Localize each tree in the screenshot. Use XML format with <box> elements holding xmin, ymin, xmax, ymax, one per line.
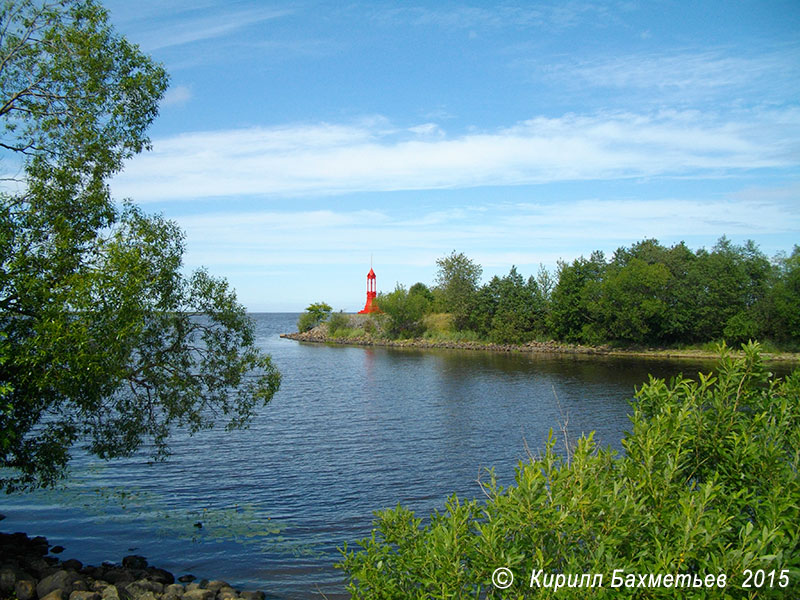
<box><xmin>434</xmin><ymin>251</ymin><xmax>482</xmax><ymax>330</ymax></box>
<box><xmin>0</xmin><ymin>0</ymin><xmax>280</xmax><ymax>492</ymax></box>
<box><xmin>297</xmin><ymin>301</ymin><xmax>332</xmax><ymax>332</ymax></box>
<box><xmin>375</xmin><ymin>284</ymin><xmax>430</xmax><ymax>338</ymax></box>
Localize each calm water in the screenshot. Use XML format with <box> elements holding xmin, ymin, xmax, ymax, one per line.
<box><xmin>3</xmin><ymin>313</ymin><xmax>727</xmax><ymax>598</ymax></box>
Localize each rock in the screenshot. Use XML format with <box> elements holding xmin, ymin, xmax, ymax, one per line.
<box><xmin>37</xmin><ymin>570</ymin><xmax>81</xmax><ymax>599</ymax></box>
<box><xmin>70</xmin><ymin>592</ymin><xmax>101</xmax><ymax>600</ymax></box>
<box><xmin>15</xmin><ymin>579</ymin><xmax>37</xmax><ymax>600</ymax></box>
<box><xmin>217</xmin><ymin>586</ymin><xmax>237</xmax><ymax>600</ymax></box>
<box><xmin>145</xmin><ymin>567</ymin><xmax>174</xmax><ymax>585</ymax></box>
<box><xmin>205</xmin><ymin>581</ymin><xmax>229</xmax><ymax>592</ymax></box>
<box><xmin>62</xmin><ymin>559</ymin><xmax>84</xmax><ymax>572</ymax></box>
<box><xmin>240</xmin><ymin>592</ymin><xmax>265</xmax><ymax>600</ymax></box>
<box><xmin>51</xmin><ymin>546</ymin><xmax>66</xmax><ymax>554</ymax></box>
<box><xmin>183</xmin><ymin>589</ymin><xmax>215</xmax><ymax>600</ymax></box>
<box><xmin>101</xmin><ymin>585</ymin><xmax>120</xmax><ymax>600</ymax></box>
<box><xmin>0</xmin><ymin>567</ymin><xmax>17</xmax><ymax>593</ymax></box>
<box><xmin>124</xmin><ymin>579</ymin><xmax>163</xmax><ymax>599</ymax></box>
<box><xmin>185</xmin><ymin>583</ymin><xmax>201</xmax><ymax>591</ymax></box>
<box><xmin>103</xmin><ymin>569</ymin><xmax>135</xmax><ymax>586</ymax></box>
<box><xmin>178</xmin><ymin>575</ymin><xmax>196</xmax><ymax>584</ymax></box>
<box><xmin>164</xmin><ymin>584</ymin><xmax>185</xmax><ymax>596</ymax></box>
<box><xmin>121</xmin><ymin>556</ymin><xmax>148</xmax><ymax>570</ymax></box>
<box><xmin>41</xmin><ymin>590</ymin><xmax>65</xmax><ymax>600</ymax></box>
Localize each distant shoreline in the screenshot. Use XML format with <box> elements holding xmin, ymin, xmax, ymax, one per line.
<box><xmin>279</xmin><ymin>330</ymin><xmax>800</xmax><ymax>363</ymax></box>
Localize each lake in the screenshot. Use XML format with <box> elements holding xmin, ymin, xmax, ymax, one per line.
<box><xmin>2</xmin><ymin>313</ymin><xmax>734</xmax><ymax>599</ymax></box>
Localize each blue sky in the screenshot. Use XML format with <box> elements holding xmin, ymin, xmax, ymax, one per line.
<box><xmin>102</xmin><ymin>0</ymin><xmax>800</xmax><ymax>312</ymax></box>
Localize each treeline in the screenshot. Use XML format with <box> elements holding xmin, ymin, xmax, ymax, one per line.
<box><xmin>370</xmin><ymin>237</ymin><xmax>800</xmax><ymax>349</ymax></box>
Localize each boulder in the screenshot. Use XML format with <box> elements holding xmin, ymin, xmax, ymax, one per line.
<box><xmin>0</xmin><ymin>567</ymin><xmax>17</xmax><ymax>593</ymax></box>
<box><xmin>124</xmin><ymin>579</ymin><xmax>163</xmax><ymax>599</ymax></box>
<box><xmin>239</xmin><ymin>592</ymin><xmax>264</xmax><ymax>600</ymax></box>
<box><xmin>164</xmin><ymin>583</ymin><xmax>185</xmax><ymax>596</ymax></box>
<box><xmin>205</xmin><ymin>581</ymin><xmax>229</xmax><ymax>592</ymax></box>
<box><xmin>217</xmin><ymin>586</ymin><xmax>237</xmax><ymax>600</ymax></box>
<box><xmin>70</xmin><ymin>592</ymin><xmax>101</xmax><ymax>600</ymax></box>
<box><xmin>183</xmin><ymin>589</ymin><xmax>215</xmax><ymax>600</ymax></box>
<box><xmin>15</xmin><ymin>579</ymin><xmax>37</xmax><ymax>600</ymax></box>
<box><xmin>41</xmin><ymin>590</ymin><xmax>65</xmax><ymax>600</ymax></box>
<box><xmin>177</xmin><ymin>575</ymin><xmax>195</xmax><ymax>584</ymax></box>
<box><xmin>101</xmin><ymin>585</ymin><xmax>120</xmax><ymax>600</ymax></box>
<box><xmin>62</xmin><ymin>559</ymin><xmax>83</xmax><ymax>572</ymax></box>
<box><xmin>37</xmin><ymin>570</ymin><xmax>82</xmax><ymax>599</ymax></box>
<box><xmin>121</xmin><ymin>556</ymin><xmax>148</xmax><ymax>570</ymax></box>
<box><xmin>145</xmin><ymin>567</ymin><xmax>174</xmax><ymax>585</ymax></box>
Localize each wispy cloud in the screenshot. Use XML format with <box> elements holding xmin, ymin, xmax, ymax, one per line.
<box><xmin>113</xmin><ymin>109</ymin><xmax>800</xmax><ymax>202</ymax></box>
<box><xmin>134</xmin><ymin>6</ymin><xmax>292</xmax><ymax>51</ymax></box>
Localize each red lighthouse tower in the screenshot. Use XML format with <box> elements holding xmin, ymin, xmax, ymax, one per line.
<box><xmin>358</xmin><ymin>265</ymin><xmax>379</xmax><ymax>314</ymax></box>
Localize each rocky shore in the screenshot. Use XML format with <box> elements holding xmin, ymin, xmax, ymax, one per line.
<box><xmin>0</xmin><ymin>532</ymin><xmax>267</xmax><ymax>600</ymax></box>
<box><xmin>280</xmin><ymin>328</ymin><xmax>611</xmax><ymax>355</ymax></box>
<box><xmin>280</xmin><ymin>327</ymin><xmax>800</xmax><ymax>363</ymax></box>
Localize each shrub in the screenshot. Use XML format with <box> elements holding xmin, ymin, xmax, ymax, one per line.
<box><xmin>338</xmin><ymin>343</ymin><xmax>799</xmax><ymax>598</ymax></box>
<box><xmin>327</xmin><ymin>311</ymin><xmax>351</xmax><ymax>335</ymax></box>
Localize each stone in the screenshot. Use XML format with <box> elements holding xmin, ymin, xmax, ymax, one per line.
<box><xmin>182</xmin><ymin>589</ymin><xmax>215</xmax><ymax>600</ymax></box>
<box><xmin>124</xmin><ymin>579</ymin><xmax>163</xmax><ymax>599</ymax></box>
<box><xmin>15</xmin><ymin>579</ymin><xmax>37</xmax><ymax>600</ymax></box>
<box><xmin>70</xmin><ymin>592</ymin><xmax>101</xmax><ymax>600</ymax></box>
<box><xmin>103</xmin><ymin>569</ymin><xmax>135</xmax><ymax>586</ymax></box>
<box><xmin>185</xmin><ymin>583</ymin><xmax>201</xmax><ymax>591</ymax></box>
<box><xmin>165</xmin><ymin>583</ymin><xmax>185</xmax><ymax>596</ymax></box>
<box><xmin>177</xmin><ymin>575</ymin><xmax>196</xmax><ymax>584</ymax></box>
<box><xmin>62</xmin><ymin>559</ymin><xmax>83</xmax><ymax>572</ymax></box>
<box><xmin>41</xmin><ymin>590</ymin><xmax>65</xmax><ymax>600</ymax></box>
<box><xmin>101</xmin><ymin>585</ymin><xmax>120</xmax><ymax>600</ymax></box>
<box><xmin>0</xmin><ymin>567</ymin><xmax>17</xmax><ymax>593</ymax></box>
<box><xmin>205</xmin><ymin>581</ymin><xmax>229</xmax><ymax>592</ymax></box>
<box><xmin>217</xmin><ymin>587</ymin><xmax>237</xmax><ymax>600</ymax></box>
<box><xmin>239</xmin><ymin>592</ymin><xmax>264</xmax><ymax>600</ymax></box>
<box><xmin>37</xmin><ymin>570</ymin><xmax>81</xmax><ymax>599</ymax></box>
<box><xmin>121</xmin><ymin>556</ymin><xmax>148</xmax><ymax>571</ymax></box>
<box><xmin>51</xmin><ymin>546</ymin><xmax>65</xmax><ymax>554</ymax></box>
<box><xmin>146</xmin><ymin>567</ymin><xmax>174</xmax><ymax>585</ymax></box>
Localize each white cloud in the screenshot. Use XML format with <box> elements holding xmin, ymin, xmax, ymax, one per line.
<box><xmin>113</xmin><ymin>109</ymin><xmax>800</xmax><ymax>202</ymax></box>
<box><xmin>162</xmin><ymin>85</ymin><xmax>192</xmax><ymax>107</ymax></box>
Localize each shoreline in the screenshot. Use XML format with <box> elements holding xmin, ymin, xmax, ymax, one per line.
<box><xmin>279</xmin><ymin>330</ymin><xmax>800</xmax><ymax>363</ymax></box>
<box><xmin>0</xmin><ymin>530</ymin><xmax>267</xmax><ymax>600</ymax></box>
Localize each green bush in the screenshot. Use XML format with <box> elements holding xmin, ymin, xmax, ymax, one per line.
<box><xmin>338</xmin><ymin>343</ymin><xmax>799</xmax><ymax>598</ymax></box>
<box><xmin>327</xmin><ymin>311</ymin><xmax>351</xmax><ymax>335</ymax></box>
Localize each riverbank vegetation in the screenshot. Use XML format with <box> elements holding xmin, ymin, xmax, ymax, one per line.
<box><xmin>338</xmin><ymin>343</ymin><xmax>800</xmax><ymax>598</ymax></box>
<box><xmin>300</xmin><ymin>239</ymin><xmax>800</xmax><ymax>354</ymax></box>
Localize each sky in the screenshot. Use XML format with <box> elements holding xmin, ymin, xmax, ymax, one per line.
<box><xmin>101</xmin><ymin>0</ymin><xmax>800</xmax><ymax>312</ymax></box>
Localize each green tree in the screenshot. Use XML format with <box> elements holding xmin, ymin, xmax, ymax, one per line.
<box><xmin>0</xmin><ymin>0</ymin><xmax>280</xmax><ymax>491</ymax></box>
<box><xmin>376</xmin><ymin>284</ymin><xmax>430</xmax><ymax>338</ymax></box>
<box><xmin>548</xmin><ymin>251</ymin><xmax>606</xmax><ymax>343</ymax></box>
<box><xmin>434</xmin><ymin>251</ymin><xmax>482</xmax><ymax>330</ymax></box>
<box><xmin>297</xmin><ymin>301</ymin><xmax>332</xmax><ymax>332</ymax></box>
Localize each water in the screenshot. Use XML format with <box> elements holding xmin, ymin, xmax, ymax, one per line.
<box><xmin>2</xmin><ymin>313</ymin><xmax>730</xmax><ymax>598</ymax></box>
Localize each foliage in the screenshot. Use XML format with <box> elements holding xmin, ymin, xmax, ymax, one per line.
<box><xmin>470</xmin><ymin>266</ymin><xmax>547</xmax><ymax>344</ymax></box>
<box><xmin>297</xmin><ymin>301</ymin><xmax>332</xmax><ymax>332</ymax></box>
<box><xmin>338</xmin><ymin>344</ymin><xmax>800</xmax><ymax>598</ymax></box>
<box><xmin>434</xmin><ymin>251</ymin><xmax>483</xmax><ymax>330</ymax></box>
<box><xmin>327</xmin><ymin>311</ymin><xmax>352</xmax><ymax>336</ymax></box>
<box><xmin>376</xmin><ymin>284</ymin><xmax>431</xmax><ymax>339</ymax></box>
<box><xmin>0</xmin><ymin>0</ymin><xmax>281</xmax><ymax>491</ymax></box>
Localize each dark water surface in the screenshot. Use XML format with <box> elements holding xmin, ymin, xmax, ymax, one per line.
<box><xmin>3</xmin><ymin>313</ymin><xmax>732</xmax><ymax>598</ymax></box>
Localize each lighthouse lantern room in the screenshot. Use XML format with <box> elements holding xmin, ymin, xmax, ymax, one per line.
<box><xmin>358</xmin><ymin>266</ymin><xmax>378</xmax><ymax>314</ymax></box>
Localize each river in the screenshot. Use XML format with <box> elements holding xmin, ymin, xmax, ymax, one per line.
<box><xmin>2</xmin><ymin>313</ymin><xmax>737</xmax><ymax>599</ymax></box>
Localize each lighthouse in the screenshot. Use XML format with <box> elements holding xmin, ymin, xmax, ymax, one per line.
<box><xmin>358</xmin><ymin>265</ymin><xmax>379</xmax><ymax>314</ymax></box>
